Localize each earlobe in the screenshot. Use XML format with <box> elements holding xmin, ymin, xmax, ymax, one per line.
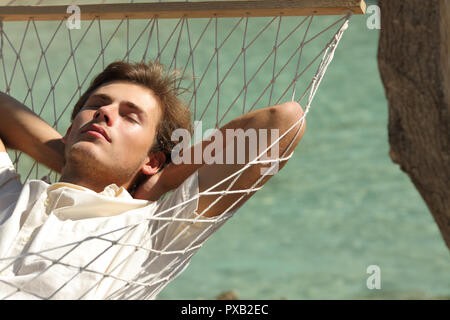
<box><xmin>141</xmin><ymin>152</ymin><xmax>166</xmax><ymax>176</ymax></box>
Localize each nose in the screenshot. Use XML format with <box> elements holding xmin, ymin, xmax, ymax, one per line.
<box><xmin>94</xmin><ymin>104</ymin><xmax>115</xmax><ymax>126</ymax></box>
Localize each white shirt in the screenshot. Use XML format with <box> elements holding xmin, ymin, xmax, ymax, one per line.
<box><xmin>0</xmin><ymin>152</ymin><xmax>233</xmax><ymax>300</ymax></box>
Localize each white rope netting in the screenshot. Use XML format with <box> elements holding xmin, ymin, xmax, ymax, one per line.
<box><xmin>0</xmin><ymin>1</ymin><xmax>351</xmax><ymax>299</ymax></box>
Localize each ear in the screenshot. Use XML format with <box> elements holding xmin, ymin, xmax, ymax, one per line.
<box><xmin>141</xmin><ymin>151</ymin><xmax>166</xmax><ymax>176</ymax></box>
<box><xmin>62</xmin><ymin>124</ymin><xmax>73</xmax><ymax>144</ymax></box>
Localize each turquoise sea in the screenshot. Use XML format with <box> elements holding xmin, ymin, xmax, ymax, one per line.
<box><xmin>1</xmin><ymin>0</ymin><xmax>449</xmax><ymax>299</ymax></box>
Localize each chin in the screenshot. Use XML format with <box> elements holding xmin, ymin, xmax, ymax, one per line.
<box><xmin>68</xmin><ymin>141</ymin><xmax>104</xmax><ymax>163</ymax></box>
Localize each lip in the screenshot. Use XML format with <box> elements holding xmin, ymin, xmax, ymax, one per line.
<box><xmin>82</xmin><ymin>123</ymin><xmax>111</xmax><ymax>142</ymax></box>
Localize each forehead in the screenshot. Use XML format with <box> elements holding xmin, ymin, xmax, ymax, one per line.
<box><xmin>91</xmin><ymin>81</ymin><xmax>161</xmax><ymax>115</ymax></box>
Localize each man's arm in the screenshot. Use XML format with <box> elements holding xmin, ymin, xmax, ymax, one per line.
<box><xmin>135</xmin><ymin>101</ymin><xmax>306</xmax><ymax>217</ymax></box>
<box><xmin>0</xmin><ymin>92</ymin><xmax>65</xmax><ymax>173</ymax></box>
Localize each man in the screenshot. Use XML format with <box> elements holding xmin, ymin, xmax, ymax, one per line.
<box><xmin>0</xmin><ymin>60</ymin><xmax>305</xmax><ymax>299</ymax></box>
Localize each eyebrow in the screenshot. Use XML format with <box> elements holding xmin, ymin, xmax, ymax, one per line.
<box><xmin>87</xmin><ymin>93</ymin><xmax>110</xmax><ymax>102</ymax></box>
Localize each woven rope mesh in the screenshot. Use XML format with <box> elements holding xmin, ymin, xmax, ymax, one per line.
<box><xmin>0</xmin><ymin>1</ymin><xmax>351</xmax><ymax>299</ymax></box>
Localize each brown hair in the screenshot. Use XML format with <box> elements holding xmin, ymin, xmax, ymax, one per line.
<box><xmin>71</xmin><ymin>60</ymin><xmax>192</xmax><ymax>166</ymax></box>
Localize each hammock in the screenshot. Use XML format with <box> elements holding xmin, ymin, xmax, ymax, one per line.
<box><xmin>0</xmin><ymin>0</ymin><xmax>365</xmax><ymax>299</ymax></box>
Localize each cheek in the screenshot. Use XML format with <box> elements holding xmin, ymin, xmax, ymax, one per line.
<box><xmin>66</xmin><ymin>112</ymin><xmax>94</xmax><ymax>143</ymax></box>
<box><xmin>119</xmin><ymin>125</ymin><xmax>155</xmax><ymax>154</ymax></box>
<box><xmin>72</xmin><ymin>111</ymin><xmax>93</xmax><ymax>130</ymax></box>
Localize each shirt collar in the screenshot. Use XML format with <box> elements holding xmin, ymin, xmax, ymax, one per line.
<box><xmin>47</xmin><ymin>182</ymin><xmax>132</xmax><ymax>199</ymax></box>
<box><xmin>45</xmin><ymin>182</ymin><xmax>150</xmax><ymax>220</ymax></box>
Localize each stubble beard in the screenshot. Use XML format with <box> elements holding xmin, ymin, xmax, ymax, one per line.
<box><xmin>61</xmin><ymin>142</ymin><xmax>144</xmax><ymax>191</ymax></box>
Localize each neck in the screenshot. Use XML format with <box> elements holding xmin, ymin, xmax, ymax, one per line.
<box><xmin>59</xmin><ymin>165</ymin><xmax>134</xmax><ymax>193</ymax></box>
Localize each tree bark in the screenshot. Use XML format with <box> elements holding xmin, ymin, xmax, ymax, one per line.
<box><xmin>378</xmin><ymin>0</ymin><xmax>450</xmax><ymax>249</ymax></box>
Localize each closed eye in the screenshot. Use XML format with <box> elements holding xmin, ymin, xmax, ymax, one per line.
<box><xmin>83</xmin><ymin>94</ymin><xmax>110</xmax><ymax>110</ymax></box>
<box><xmin>122</xmin><ymin>104</ymin><xmax>142</xmax><ymax>124</ymax></box>
<box><xmin>83</xmin><ymin>100</ymin><xmax>108</xmax><ymax>110</ymax></box>
<box><xmin>126</xmin><ymin>114</ymin><xmax>139</xmax><ymax>123</ymax></box>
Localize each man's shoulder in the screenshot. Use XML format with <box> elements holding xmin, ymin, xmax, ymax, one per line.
<box><xmin>0</xmin><ymin>152</ymin><xmax>52</xmax><ymax>199</ymax></box>
<box><xmin>0</xmin><ymin>152</ymin><xmax>21</xmax><ymax>187</ymax></box>
<box><xmin>0</xmin><ymin>151</ymin><xmax>14</xmax><ymax>168</ymax></box>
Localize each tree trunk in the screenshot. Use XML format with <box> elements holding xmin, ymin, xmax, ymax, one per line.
<box><xmin>377</xmin><ymin>0</ymin><xmax>450</xmax><ymax>249</ymax></box>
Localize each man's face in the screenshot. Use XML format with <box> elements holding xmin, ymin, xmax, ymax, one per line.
<box><xmin>64</xmin><ymin>81</ymin><xmax>162</xmax><ymax>187</ymax></box>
